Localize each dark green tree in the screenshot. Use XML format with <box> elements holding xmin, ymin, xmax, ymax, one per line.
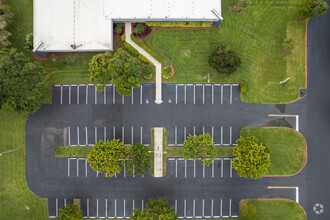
<box><xmin>183</xmin><ymin>133</ymin><xmax>216</xmax><ymax>166</ymax></box>
<box><xmin>87</xmin><ymin>139</ymin><xmax>126</xmax><ymax>177</ymax></box>
<box><xmin>115</xmin><ymin>22</ymin><xmax>124</xmax><ymax>35</ymax></box>
<box><xmin>109</xmin><ymin>48</ymin><xmax>141</xmax><ymax>96</ymax></box>
<box><xmin>0</xmin><ymin>47</ymin><xmax>45</xmax><ymax>112</ymax></box>
<box><xmin>300</xmin><ymin>0</ymin><xmax>328</xmax><ymax>19</ymax></box>
<box><xmin>232</xmin><ymin>136</ymin><xmax>271</xmax><ymax>179</ymax></box>
<box><xmin>240</xmin><ymin>203</ymin><xmax>257</xmax><ymax>220</ymax></box>
<box><xmin>134</xmin><ymin>23</ymin><xmax>145</xmax><ymax>35</ymax></box>
<box><xmin>125</xmin><ymin>143</ymin><xmax>151</xmax><ymax>176</ymax></box>
<box><xmin>130</xmin><ymin>199</ymin><xmax>178</xmax><ymax>220</ymax></box>
<box><xmin>209</xmin><ymin>45</ymin><xmax>241</xmax><ymax>74</ymax></box>
<box><xmin>88</xmin><ymin>52</ymin><xmax>113</xmax><ymax>91</ymax></box>
<box><xmin>57</xmin><ymin>203</ymin><xmax>83</xmax><ymax>220</ymax></box>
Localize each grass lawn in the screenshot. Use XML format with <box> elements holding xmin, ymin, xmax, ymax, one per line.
<box><xmin>240</xmin><ymin>199</ymin><xmax>306</xmax><ymax>220</ymax></box>
<box><xmin>143</xmin><ymin>0</ymin><xmax>307</xmax><ymax>103</ymax></box>
<box><xmin>55</xmin><ymin>146</ymin><xmax>92</xmax><ymax>157</ymax></box>
<box><xmin>240</xmin><ymin>127</ymin><xmax>306</xmax><ymax>176</ymax></box>
<box><xmin>0</xmin><ymin>109</ymin><xmax>48</xmax><ymax>220</ymax></box>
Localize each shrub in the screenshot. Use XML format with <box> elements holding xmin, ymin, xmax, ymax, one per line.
<box><xmin>134</xmin><ymin>23</ymin><xmax>145</xmax><ymax>35</ymax></box>
<box><xmin>282</xmin><ymin>38</ymin><xmax>295</xmax><ymax>50</ymax></box>
<box><xmin>145</xmin><ymin>21</ymin><xmax>213</xmax><ymax>27</ymax></box>
<box><xmin>115</xmin><ymin>22</ymin><xmax>124</xmax><ymax>35</ymax></box>
<box><xmin>240</xmin><ymin>80</ymin><xmax>247</xmax><ymax>93</ymax></box>
<box><xmin>121</xmin><ymin>34</ymin><xmax>126</xmax><ymax>42</ymax></box>
<box><xmin>124</xmin><ymin>42</ymin><xmax>139</xmax><ymax>56</ymax></box>
<box><xmin>300</xmin><ymin>0</ymin><xmax>329</xmax><ymax>19</ymax></box>
<box><xmin>130</xmin><ymin>35</ymin><xmax>163</xmax><ymax>63</ymax></box>
<box><xmin>162</xmin><ymin>66</ymin><xmax>175</xmax><ymax>80</ymax></box>
<box><xmin>209</xmin><ymin>45</ymin><xmax>241</xmax><ymax>74</ymax></box>
<box><xmin>138</xmin><ymin>54</ymin><xmax>152</xmax><ymax>65</ymax></box>
<box><xmin>143</xmin><ymin>65</ymin><xmax>156</xmax><ymax>80</ymax></box>
<box><xmin>25</xmin><ymin>33</ymin><xmax>33</xmax><ymax>50</ymax></box>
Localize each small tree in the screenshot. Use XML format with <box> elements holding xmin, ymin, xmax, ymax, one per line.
<box><xmin>208</xmin><ymin>45</ymin><xmax>241</xmax><ymax>74</ymax></box>
<box><xmin>300</xmin><ymin>0</ymin><xmax>329</xmax><ymax>19</ymax></box>
<box><xmin>25</xmin><ymin>33</ymin><xmax>33</xmax><ymax>50</ymax></box>
<box><xmin>115</xmin><ymin>22</ymin><xmax>124</xmax><ymax>35</ymax></box>
<box><xmin>125</xmin><ymin>143</ymin><xmax>151</xmax><ymax>176</ymax></box>
<box><xmin>183</xmin><ymin>133</ymin><xmax>216</xmax><ymax>166</ymax></box>
<box><xmin>87</xmin><ymin>139</ymin><xmax>126</xmax><ymax>177</ymax></box>
<box><xmin>232</xmin><ymin>136</ymin><xmax>270</xmax><ymax>179</ymax></box>
<box><xmin>240</xmin><ymin>203</ymin><xmax>257</xmax><ymax>220</ymax></box>
<box><xmin>130</xmin><ymin>199</ymin><xmax>178</xmax><ymax>220</ymax></box>
<box><xmin>282</xmin><ymin>38</ymin><xmax>295</xmax><ymax>51</ymax></box>
<box><xmin>88</xmin><ymin>52</ymin><xmax>113</xmax><ymax>91</ymax></box>
<box><xmin>57</xmin><ymin>203</ymin><xmax>83</xmax><ymax>220</ymax></box>
<box><xmin>134</xmin><ymin>23</ymin><xmax>145</xmax><ymax>35</ymax></box>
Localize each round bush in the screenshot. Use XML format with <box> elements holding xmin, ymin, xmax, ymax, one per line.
<box><xmin>240</xmin><ymin>80</ymin><xmax>247</xmax><ymax>93</ymax></box>
<box><xmin>208</xmin><ymin>45</ymin><xmax>241</xmax><ymax>74</ymax></box>
<box><xmin>134</xmin><ymin>23</ymin><xmax>145</xmax><ymax>35</ymax></box>
<box><xmin>162</xmin><ymin>66</ymin><xmax>175</xmax><ymax>80</ymax></box>
<box><xmin>143</xmin><ymin>65</ymin><xmax>156</xmax><ymax>80</ymax></box>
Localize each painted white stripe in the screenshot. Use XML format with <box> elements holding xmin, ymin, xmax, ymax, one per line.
<box><xmin>105</xmin><ymin>199</ymin><xmax>108</xmax><ymax>218</ymax></box>
<box><xmin>140</xmin><ymin>127</ymin><xmax>143</xmax><ymax>144</ymax></box>
<box><xmin>193</xmin><ymin>199</ymin><xmax>195</xmax><ymax>217</ymax></box>
<box><xmin>113</xmin><ymin>85</ymin><xmax>116</xmax><ymax>104</ymax></box>
<box><xmin>229</xmin><ymin>199</ymin><xmax>232</xmax><ymax>217</ymax></box>
<box><xmin>230</xmin><ymin>159</ymin><xmax>233</xmax><ymax>178</ymax></box>
<box><xmin>211</xmin><ymin>199</ymin><xmax>214</xmax><ymax>217</ymax></box>
<box><xmin>131</xmin><ymin>87</ymin><xmax>134</xmax><ymax>104</ymax></box>
<box><xmin>60</xmin><ymin>85</ymin><xmax>63</xmax><ymax>104</ymax></box>
<box><xmin>203</xmin><ymin>84</ymin><xmax>205</xmax><ymax>104</ymax></box>
<box><xmin>95</xmin><ymin>127</ymin><xmax>97</xmax><ymax>144</ymax></box>
<box><xmin>85</xmin><ymin>158</ymin><xmax>87</xmax><ymax>177</ymax></box>
<box><xmin>296</xmin><ymin>115</ymin><xmax>299</xmax><ymax>131</ymax></box>
<box><xmin>221</xmin><ymin>126</ymin><xmax>223</xmax><ymax>145</ymax></box>
<box><xmin>175</xmin><ymin>200</ymin><xmax>177</xmax><ymax>213</ymax></box>
<box><xmin>175</xmin><ymin>126</ymin><xmax>177</xmax><ymax>146</ymax></box>
<box><xmin>194</xmin><ymin>85</ymin><xmax>196</xmax><ymax>104</ymax></box>
<box><xmin>230</xmin><ymin>126</ymin><xmax>232</xmax><ymax>145</ymax></box>
<box><xmin>194</xmin><ymin>160</ymin><xmax>196</xmax><ymax>178</ymax></box>
<box><xmin>221</xmin><ymin>159</ymin><xmax>223</xmax><ymax>178</ymax></box>
<box><xmin>86</xmin><ymin>85</ymin><xmax>88</xmax><ymax>104</ymax></box>
<box><xmin>184</xmin><ymin>199</ymin><xmax>186</xmax><ymax>217</ymax></box>
<box><xmin>85</xmin><ymin>126</ymin><xmax>88</xmax><ymax>146</ymax></box>
<box><xmin>77</xmin><ymin>127</ymin><xmax>80</xmax><ymax>146</ymax></box>
<box><xmin>77</xmin><ymin>85</ymin><xmax>80</xmax><ymax>104</ymax></box>
<box><xmin>97</xmin><ymin>198</ymin><xmax>99</xmax><ymax>218</ymax></box>
<box><xmin>113</xmin><ymin>127</ymin><xmax>116</xmax><ymax>139</ymax></box>
<box><xmin>185</xmin><ymin>160</ymin><xmax>187</xmax><ymax>178</ymax></box>
<box><xmin>230</xmin><ymin>85</ymin><xmax>233</xmax><ymax>104</ymax></box>
<box><xmin>220</xmin><ymin>199</ymin><xmax>223</xmax><ymax>217</ymax></box>
<box><xmin>203</xmin><ymin>164</ymin><xmax>205</xmax><ymax>178</ymax></box>
<box><xmin>77</xmin><ymin>158</ymin><xmax>79</xmax><ymax>177</ymax></box>
<box><xmin>56</xmin><ymin>198</ymin><xmax>58</xmax><ymax>217</ymax></box>
<box><xmin>212</xmin><ymin>84</ymin><xmax>214</xmax><ymax>104</ymax></box>
<box><xmin>212</xmin><ymin>161</ymin><xmax>214</xmax><ymax>178</ymax></box>
<box><xmin>122</xmin><ymin>95</ymin><xmax>124</xmax><ymax>104</ymax></box>
<box><xmin>68</xmin><ymin>127</ymin><xmax>71</xmax><ymax>146</ymax></box>
<box><xmin>221</xmin><ymin>85</ymin><xmax>223</xmax><ymax>104</ymax></box>
<box><xmin>69</xmin><ymin>85</ymin><xmax>71</xmax><ymax>104</ymax></box>
<box><xmin>104</xmin><ymin>127</ymin><xmax>106</xmax><ymax>142</ymax></box>
<box><xmin>68</xmin><ymin>158</ymin><xmax>70</xmax><ymax>177</ymax></box>
<box><xmin>124</xmin><ymin>199</ymin><xmax>126</xmax><ymax>218</ymax></box>
<box><xmin>122</xmin><ymin>127</ymin><xmax>125</xmax><ymax>144</ymax></box>
<box><xmin>184</xmin><ymin>84</ymin><xmax>187</xmax><ymax>104</ymax></box>
<box><xmin>202</xmin><ymin>199</ymin><xmax>205</xmax><ymax>217</ymax></box>
<box><xmin>176</xmin><ymin>159</ymin><xmax>178</xmax><ymax>178</ymax></box>
<box><xmin>142</xmin><ymin>199</ymin><xmax>144</xmax><ymax>211</ymax></box>
<box><xmin>131</xmin><ymin>127</ymin><xmax>133</xmax><ymax>144</ymax></box>
<box><xmin>115</xmin><ymin>199</ymin><xmax>117</xmax><ymax>217</ymax></box>
<box><xmin>296</xmin><ymin>187</ymin><xmax>299</xmax><ymax>203</ymax></box>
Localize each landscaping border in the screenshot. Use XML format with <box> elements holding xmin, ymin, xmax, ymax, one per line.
<box><xmin>258</xmin><ymin>198</ymin><xmax>307</xmax><ymax>216</ymax></box>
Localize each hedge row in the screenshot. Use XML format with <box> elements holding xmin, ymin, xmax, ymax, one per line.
<box><xmin>130</xmin><ymin>35</ymin><xmax>163</xmax><ymax>63</ymax></box>
<box><xmin>145</xmin><ymin>21</ymin><xmax>213</xmax><ymax>27</ymax></box>
<box><xmin>124</xmin><ymin>42</ymin><xmax>139</xmax><ymax>56</ymax></box>
<box><xmin>138</xmin><ymin>54</ymin><xmax>153</xmax><ymax>65</ymax></box>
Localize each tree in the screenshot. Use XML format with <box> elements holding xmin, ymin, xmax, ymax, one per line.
<box><xmin>134</xmin><ymin>23</ymin><xmax>145</xmax><ymax>35</ymax></box>
<box><xmin>115</xmin><ymin>22</ymin><xmax>124</xmax><ymax>35</ymax></box>
<box><xmin>88</xmin><ymin>52</ymin><xmax>113</xmax><ymax>91</ymax></box>
<box><xmin>125</xmin><ymin>143</ymin><xmax>151</xmax><ymax>176</ymax></box>
<box><xmin>57</xmin><ymin>203</ymin><xmax>83</xmax><ymax>220</ymax></box>
<box><xmin>232</xmin><ymin>136</ymin><xmax>270</xmax><ymax>179</ymax></box>
<box><xmin>25</xmin><ymin>33</ymin><xmax>33</xmax><ymax>50</ymax></box>
<box><xmin>240</xmin><ymin>203</ymin><xmax>257</xmax><ymax>220</ymax></box>
<box><xmin>87</xmin><ymin>139</ymin><xmax>126</xmax><ymax>177</ymax></box>
<box><xmin>0</xmin><ymin>47</ymin><xmax>45</xmax><ymax>112</ymax></box>
<box><xmin>208</xmin><ymin>45</ymin><xmax>241</xmax><ymax>74</ymax></box>
<box><xmin>183</xmin><ymin>133</ymin><xmax>216</xmax><ymax>166</ymax></box>
<box><xmin>109</xmin><ymin>48</ymin><xmax>141</xmax><ymax>96</ymax></box>
<box><xmin>300</xmin><ymin>0</ymin><xmax>329</xmax><ymax>19</ymax></box>
<box><xmin>282</xmin><ymin>38</ymin><xmax>295</xmax><ymax>51</ymax></box>
<box><xmin>130</xmin><ymin>199</ymin><xmax>178</xmax><ymax>220</ymax></box>
<box><xmin>0</xmin><ymin>3</ymin><xmax>14</xmax><ymax>47</ymax></box>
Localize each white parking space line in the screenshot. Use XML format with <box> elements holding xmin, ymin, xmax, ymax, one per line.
<box><xmin>184</xmin><ymin>199</ymin><xmax>186</xmax><ymax>217</ymax></box>
<box><xmin>203</xmin><ymin>126</ymin><xmax>205</xmax><ymax>135</ymax></box>
<box><xmin>230</xmin><ymin>85</ymin><xmax>233</xmax><ymax>104</ymax></box>
<box><xmin>105</xmin><ymin>199</ymin><xmax>108</xmax><ymax>218</ymax></box>
<box><xmin>176</xmin><ymin>159</ymin><xmax>178</xmax><ymax>178</ymax></box>
<box><xmin>113</xmin><ymin>85</ymin><xmax>116</xmax><ymax>104</ymax></box>
<box><xmin>176</xmin><ymin>84</ymin><xmax>178</xmax><ymax>104</ymax></box>
<box><xmin>85</xmin><ymin>127</ymin><xmax>88</xmax><ymax>146</ymax></box>
<box><xmin>124</xmin><ymin>199</ymin><xmax>126</xmax><ymax>218</ymax></box>
<box><xmin>115</xmin><ymin>199</ymin><xmax>117</xmax><ymax>218</ymax></box>
<box><xmin>68</xmin><ymin>127</ymin><xmax>71</xmax><ymax>146</ymax></box>
<box><xmin>202</xmin><ymin>199</ymin><xmax>205</xmax><ymax>217</ymax></box>
<box><xmin>184</xmin><ymin>127</ymin><xmax>187</xmax><ymax>141</ymax></box>
<box><xmin>296</xmin><ymin>115</ymin><xmax>299</xmax><ymax>131</ymax></box>
<box><xmin>296</xmin><ymin>187</ymin><xmax>299</xmax><ymax>203</ymax></box>
<box><xmin>194</xmin><ymin>160</ymin><xmax>196</xmax><ymax>178</ymax></box>
<box><xmin>122</xmin><ymin>127</ymin><xmax>124</xmax><ymax>144</ymax></box>
<box><xmin>97</xmin><ymin>198</ymin><xmax>99</xmax><ymax>218</ymax></box>
<box><xmin>140</xmin><ymin>127</ymin><xmax>143</xmax><ymax>144</ymax></box>
<box><xmin>221</xmin><ymin>85</ymin><xmax>223</xmax><ymax>104</ymax></box>
<box><xmin>230</xmin><ymin>126</ymin><xmax>232</xmax><ymax>146</ymax></box>
<box><xmin>194</xmin><ymin>127</ymin><xmax>196</xmax><ymax>136</ymax></box>
<box><xmin>77</xmin><ymin>85</ymin><xmax>80</xmax><ymax>104</ymax></box>
<box><xmin>69</xmin><ymin>85</ymin><xmax>71</xmax><ymax>104</ymax></box>
<box><xmin>203</xmin><ymin>164</ymin><xmax>205</xmax><ymax>178</ymax></box>
<box><xmin>175</xmin><ymin>127</ymin><xmax>177</xmax><ymax>146</ymax></box>
<box><xmin>103</xmin><ymin>87</ymin><xmax>106</xmax><ymax>104</ymax></box>
<box><xmin>185</xmin><ymin>160</ymin><xmax>187</xmax><ymax>178</ymax></box>
<box><xmin>104</xmin><ymin>127</ymin><xmax>106</xmax><ymax>142</ymax></box>
<box><xmin>212</xmin><ymin>161</ymin><xmax>214</xmax><ymax>178</ymax></box>
<box><xmin>212</xmin><ymin>85</ymin><xmax>214</xmax><ymax>104</ymax></box>
<box><xmin>131</xmin><ymin>87</ymin><xmax>134</xmax><ymax>104</ymax></box>
<box><xmin>220</xmin><ymin>199</ymin><xmax>223</xmax><ymax>217</ymax></box>
<box><xmin>60</xmin><ymin>85</ymin><xmax>63</xmax><ymax>105</ymax></box>
<box><xmin>64</xmin><ymin>198</ymin><xmax>66</xmax><ymax>207</ymax></box>
<box><xmin>86</xmin><ymin>85</ymin><xmax>88</xmax><ymax>104</ymax></box>
<box><xmin>184</xmin><ymin>85</ymin><xmax>187</xmax><ymax>104</ymax></box>
<box><xmin>203</xmin><ymin>84</ymin><xmax>205</xmax><ymax>104</ymax></box>
<box><xmin>124</xmin><ymin>163</ymin><xmax>126</xmax><ymax>178</ymax></box>
<box><xmin>221</xmin><ymin>126</ymin><xmax>223</xmax><ymax>145</ymax></box>
<box><xmin>221</xmin><ymin>159</ymin><xmax>224</xmax><ymax>178</ymax></box>
<box><xmin>194</xmin><ymin>85</ymin><xmax>196</xmax><ymax>104</ymax></box>
<box><xmin>140</xmin><ymin>86</ymin><xmax>142</xmax><ymax>105</ymax></box>
<box><xmin>211</xmin><ymin>199</ymin><xmax>214</xmax><ymax>217</ymax></box>
<box><xmin>77</xmin><ymin>159</ymin><xmax>79</xmax><ymax>177</ymax></box>
<box><xmin>77</xmin><ymin>127</ymin><xmax>80</xmax><ymax>146</ymax></box>
<box><xmin>56</xmin><ymin>198</ymin><xmax>58</xmax><ymax>217</ymax></box>
<box><xmin>230</xmin><ymin>159</ymin><xmax>233</xmax><ymax>178</ymax></box>
<box><xmin>212</xmin><ymin>127</ymin><xmax>214</xmax><ymax>143</ymax></box>
<box><xmin>229</xmin><ymin>199</ymin><xmax>232</xmax><ymax>217</ymax></box>
<box><xmin>133</xmin><ymin>199</ymin><xmax>135</xmax><ymax>216</ymax></box>
<box><xmin>175</xmin><ymin>200</ymin><xmax>177</xmax><ymax>213</ymax></box>
<box><xmin>95</xmin><ymin>127</ymin><xmax>97</xmax><ymax>144</ymax></box>
<box><xmin>142</xmin><ymin>199</ymin><xmax>144</xmax><ymax>211</ymax></box>
<box><xmin>85</xmin><ymin>159</ymin><xmax>87</xmax><ymax>177</ymax></box>
<box><xmin>122</xmin><ymin>95</ymin><xmax>124</xmax><ymax>104</ymax></box>
<box><xmin>87</xmin><ymin>198</ymin><xmax>90</xmax><ymax>217</ymax></box>
<box><xmin>67</xmin><ymin>158</ymin><xmax>70</xmax><ymax>177</ymax></box>
<box><xmin>131</xmin><ymin>127</ymin><xmax>133</xmax><ymax>144</ymax></box>
<box><xmin>113</xmin><ymin>127</ymin><xmax>116</xmax><ymax>139</ymax></box>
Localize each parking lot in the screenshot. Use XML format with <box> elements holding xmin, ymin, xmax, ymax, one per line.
<box><xmin>48</xmin><ymin>197</ymin><xmax>239</xmax><ymax>219</ymax></box>
<box><xmin>52</xmin><ymin>83</ymin><xmax>241</xmax><ymax>105</ymax></box>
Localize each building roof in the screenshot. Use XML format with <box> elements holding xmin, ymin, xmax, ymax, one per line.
<box><xmin>33</xmin><ymin>0</ymin><xmax>222</xmax><ymax>52</ymax></box>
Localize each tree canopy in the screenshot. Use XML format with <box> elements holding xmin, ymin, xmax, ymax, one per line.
<box><xmin>0</xmin><ymin>47</ymin><xmax>45</xmax><ymax>112</ymax></box>
<box><xmin>134</xmin><ymin>23</ymin><xmax>145</xmax><ymax>35</ymax></box>
<box><xmin>0</xmin><ymin>3</ymin><xmax>14</xmax><ymax>47</ymax></box>
<box><xmin>57</xmin><ymin>203</ymin><xmax>83</xmax><ymax>220</ymax></box>
<box><xmin>130</xmin><ymin>199</ymin><xmax>178</xmax><ymax>220</ymax></box>
<box><xmin>88</xmin><ymin>49</ymin><xmax>141</xmax><ymax>95</ymax></box>
<box><xmin>87</xmin><ymin>139</ymin><xmax>126</xmax><ymax>177</ymax></box>
<box><xmin>183</xmin><ymin>133</ymin><xmax>216</xmax><ymax>166</ymax></box>
<box><xmin>300</xmin><ymin>0</ymin><xmax>329</xmax><ymax>19</ymax></box>
<box><xmin>208</xmin><ymin>45</ymin><xmax>241</xmax><ymax>74</ymax></box>
<box><xmin>232</xmin><ymin>136</ymin><xmax>271</xmax><ymax>179</ymax></box>
<box><xmin>125</xmin><ymin>143</ymin><xmax>151</xmax><ymax>176</ymax></box>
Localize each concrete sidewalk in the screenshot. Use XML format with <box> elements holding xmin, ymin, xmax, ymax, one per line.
<box><xmin>153</xmin><ymin>127</ymin><xmax>163</xmax><ymax>177</ymax></box>
<box><xmin>125</xmin><ymin>22</ymin><xmax>162</xmax><ymax>104</ymax></box>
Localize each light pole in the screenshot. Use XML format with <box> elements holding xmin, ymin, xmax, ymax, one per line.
<box><xmin>203</xmin><ymin>73</ymin><xmax>210</xmax><ymax>83</ymax></box>
<box><xmin>0</xmin><ymin>149</ymin><xmax>18</xmax><ymax>156</ymax></box>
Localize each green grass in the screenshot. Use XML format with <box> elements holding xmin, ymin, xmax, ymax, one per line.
<box><xmin>240</xmin><ymin>127</ymin><xmax>306</xmax><ymax>175</ymax></box>
<box><xmin>240</xmin><ymin>199</ymin><xmax>306</xmax><ymax>220</ymax></box>
<box><xmin>143</xmin><ymin>0</ymin><xmax>307</xmax><ymax>103</ymax></box>
<box><xmin>0</xmin><ymin>109</ymin><xmax>48</xmax><ymax>220</ymax></box>
<box><xmin>55</xmin><ymin>146</ymin><xmax>91</xmax><ymax>157</ymax></box>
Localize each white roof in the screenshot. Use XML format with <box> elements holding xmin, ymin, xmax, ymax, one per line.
<box><xmin>33</xmin><ymin>0</ymin><xmax>221</xmax><ymax>52</ymax></box>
